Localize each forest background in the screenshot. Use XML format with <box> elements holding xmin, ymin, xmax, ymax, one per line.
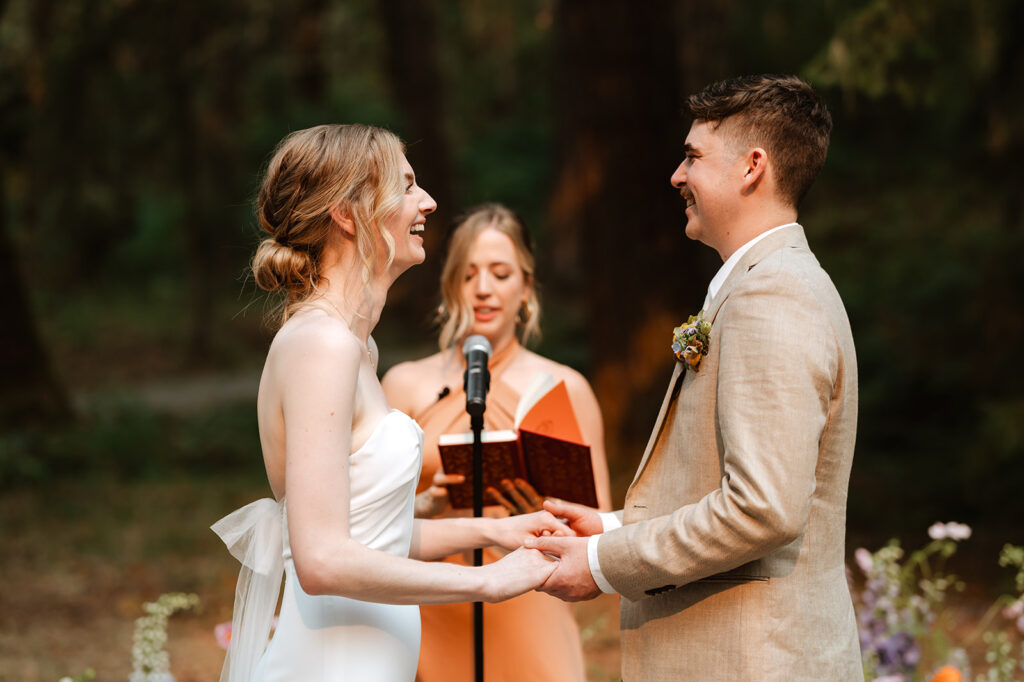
<box><xmin>1</xmin><ymin>0</ymin><xmax>1022</xmax><ymax>680</ymax></box>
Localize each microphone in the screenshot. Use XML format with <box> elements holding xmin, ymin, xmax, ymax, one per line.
<box><xmin>462</xmin><ymin>335</ymin><xmax>492</xmax><ymax>417</ymax></box>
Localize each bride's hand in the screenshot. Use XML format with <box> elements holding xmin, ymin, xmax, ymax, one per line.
<box><xmin>487</xmin><ymin>510</ymin><xmax>575</xmax><ymax>551</ymax></box>
<box><xmin>414</xmin><ymin>471</ymin><xmax>465</xmax><ymax>518</ymax></box>
<box><xmin>483</xmin><ymin>546</ymin><xmax>558</xmax><ymax>602</ymax></box>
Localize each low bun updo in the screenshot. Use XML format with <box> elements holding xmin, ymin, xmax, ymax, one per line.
<box><xmin>252</xmin><ymin>123</ymin><xmax>406</xmax><ymax>323</ymax></box>
<box><xmin>251</xmin><ymin>238</ymin><xmax>316</xmax><ymax>298</ymax></box>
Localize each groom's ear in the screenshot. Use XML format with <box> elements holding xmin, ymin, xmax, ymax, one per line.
<box><xmin>740</xmin><ymin>147</ymin><xmax>768</xmax><ymax>194</ymax></box>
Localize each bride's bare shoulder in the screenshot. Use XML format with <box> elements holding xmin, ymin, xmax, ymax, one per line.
<box><xmin>269</xmin><ymin>311</ymin><xmax>363</xmax><ymax>368</ymax></box>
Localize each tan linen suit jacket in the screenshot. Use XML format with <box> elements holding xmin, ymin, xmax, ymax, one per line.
<box><xmin>598</xmin><ymin>225</ymin><xmax>863</xmax><ymax>681</ymax></box>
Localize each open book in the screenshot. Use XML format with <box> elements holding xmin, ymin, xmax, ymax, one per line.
<box><xmin>438</xmin><ymin>373</ymin><xmax>598</xmax><ymax>509</ymax></box>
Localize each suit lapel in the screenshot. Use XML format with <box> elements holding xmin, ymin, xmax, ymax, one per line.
<box><xmin>631</xmin><ymin>361</ymin><xmax>684</xmax><ymax>483</ymax></box>
<box><xmin>628</xmin><ymin>225</ymin><xmax>809</xmax><ymax>487</ymax></box>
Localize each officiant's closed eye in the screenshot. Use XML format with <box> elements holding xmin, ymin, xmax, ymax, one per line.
<box><xmin>458</xmin><ymin>232</ymin><xmax>532</xmax><ymax>343</ymax></box>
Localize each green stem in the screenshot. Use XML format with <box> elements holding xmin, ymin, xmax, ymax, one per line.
<box><xmin>961</xmin><ymin>594</ymin><xmax>1014</xmax><ymax>648</ymax></box>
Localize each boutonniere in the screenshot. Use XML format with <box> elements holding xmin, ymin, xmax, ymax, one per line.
<box><xmin>671</xmin><ymin>311</ymin><xmax>712</xmax><ymax>371</ymax></box>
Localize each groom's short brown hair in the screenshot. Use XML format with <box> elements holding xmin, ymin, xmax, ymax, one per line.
<box><xmin>685</xmin><ymin>74</ymin><xmax>832</xmax><ymax>208</ymax></box>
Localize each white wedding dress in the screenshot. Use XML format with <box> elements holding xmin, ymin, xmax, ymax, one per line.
<box><xmin>213</xmin><ymin>410</ymin><xmax>425</xmax><ymax>682</ymax></box>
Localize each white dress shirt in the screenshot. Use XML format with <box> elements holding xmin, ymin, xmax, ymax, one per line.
<box><xmin>586</xmin><ymin>222</ymin><xmax>800</xmax><ymax>594</ymax></box>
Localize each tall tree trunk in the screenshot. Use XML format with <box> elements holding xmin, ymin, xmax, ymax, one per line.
<box><xmin>0</xmin><ymin>185</ymin><xmax>72</xmax><ymax>427</ymax></box>
<box><xmin>976</xmin><ymin>0</ymin><xmax>1024</xmax><ymax>392</ymax></box>
<box><xmin>168</xmin><ymin>3</ymin><xmax>214</xmax><ymax>364</ymax></box>
<box><xmin>675</xmin><ymin>0</ymin><xmax>732</xmax><ymax>100</ymax></box>
<box><xmin>549</xmin><ymin>0</ymin><xmax>722</xmax><ymax>488</ymax></box>
<box><xmin>290</xmin><ymin>0</ymin><xmax>327</xmax><ymax>100</ymax></box>
<box><xmin>377</xmin><ymin>0</ymin><xmax>455</xmax><ymax>335</ymax></box>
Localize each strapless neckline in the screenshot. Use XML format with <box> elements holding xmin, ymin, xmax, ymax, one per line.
<box><xmin>352</xmin><ymin>409</ymin><xmax>420</xmax><ymax>457</ymax></box>
<box><xmin>274</xmin><ymin>410</ymin><xmax>420</xmax><ymax>507</ymax></box>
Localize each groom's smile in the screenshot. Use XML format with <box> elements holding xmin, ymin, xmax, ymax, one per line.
<box><xmin>681</xmin><ymin>187</ymin><xmax>696</xmax><ymax>209</ymax></box>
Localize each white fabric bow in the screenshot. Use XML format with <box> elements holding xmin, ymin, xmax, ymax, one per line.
<box><xmin>211</xmin><ymin>498</ymin><xmax>284</xmax><ymax>682</ymax></box>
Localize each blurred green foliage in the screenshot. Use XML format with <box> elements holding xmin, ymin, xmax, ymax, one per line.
<box><xmin>0</xmin><ymin>400</ymin><xmax>263</xmax><ymax>487</ymax></box>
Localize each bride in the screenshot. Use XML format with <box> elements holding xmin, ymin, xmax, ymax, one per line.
<box><xmin>212</xmin><ymin>124</ymin><xmax>566</xmax><ymax>681</ymax></box>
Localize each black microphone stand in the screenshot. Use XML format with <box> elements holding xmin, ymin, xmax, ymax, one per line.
<box><xmin>470</xmin><ymin>408</ymin><xmax>485</xmax><ymax>682</ymax></box>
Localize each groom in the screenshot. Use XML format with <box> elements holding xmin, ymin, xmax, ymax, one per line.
<box><xmin>527</xmin><ymin>75</ymin><xmax>863</xmax><ymax>680</ymax></box>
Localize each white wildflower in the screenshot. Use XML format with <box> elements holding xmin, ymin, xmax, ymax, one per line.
<box><xmin>946</xmin><ymin>522</ymin><xmax>972</xmax><ymax>541</ymax></box>
<box><xmin>130</xmin><ymin>593</ymin><xmax>199</xmax><ymax>681</ymax></box>
<box><xmin>928</xmin><ymin>521</ymin><xmax>972</xmax><ymax>542</ymax></box>
<box><xmin>855</xmin><ymin>547</ymin><xmax>873</xmax><ymax>573</ymax></box>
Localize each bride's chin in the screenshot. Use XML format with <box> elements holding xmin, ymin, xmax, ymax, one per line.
<box><xmin>398</xmin><ymin>250</ymin><xmax>427</xmax><ymax>268</ymax></box>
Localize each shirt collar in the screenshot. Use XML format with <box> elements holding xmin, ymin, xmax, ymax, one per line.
<box><xmin>703</xmin><ymin>223</ymin><xmax>799</xmax><ymax>309</ymax></box>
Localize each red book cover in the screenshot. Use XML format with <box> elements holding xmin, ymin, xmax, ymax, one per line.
<box><xmin>438</xmin><ymin>377</ymin><xmax>597</xmax><ymax>508</ymax></box>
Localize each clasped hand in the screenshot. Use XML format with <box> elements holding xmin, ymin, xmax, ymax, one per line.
<box><xmin>482</xmin><ymin>506</ymin><xmax>576</xmax><ymax>602</ymax></box>
<box><xmin>489</xmin><ymin>508</ymin><xmax>575</xmax><ymax>551</ymax></box>
<box><xmin>522</xmin><ymin>499</ymin><xmax>604</xmax><ymax>602</ymax></box>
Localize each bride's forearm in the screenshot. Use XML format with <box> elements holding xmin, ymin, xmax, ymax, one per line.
<box><xmin>294</xmin><ymin>536</ymin><xmax>495</xmax><ymax>604</ymax></box>
<box><xmin>409</xmin><ymin>517</ymin><xmax>496</xmax><ymax>561</ymax></box>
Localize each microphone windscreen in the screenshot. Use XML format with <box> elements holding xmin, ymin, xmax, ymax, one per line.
<box><xmin>461</xmin><ymin>335</ymin><xmax>493</xmax><ymax>359</ymax></box>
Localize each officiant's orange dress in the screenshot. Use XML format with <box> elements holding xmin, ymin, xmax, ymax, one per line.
<box><xmin>411</xmin><ymin>344</ymin><xmax>586</xmax><ymax>682</ymax></box>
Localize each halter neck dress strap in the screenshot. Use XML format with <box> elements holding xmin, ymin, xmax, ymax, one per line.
<box><xmin>415</xmin><ymin>339</ymin><xmax>523</xmax><ymax>432</ymax></box>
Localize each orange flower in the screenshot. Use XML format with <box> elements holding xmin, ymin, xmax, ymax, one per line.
<box><xmin>931</xmin><ymin>665</ymin><xmax>962</xmax><ymax>682</ymax></box>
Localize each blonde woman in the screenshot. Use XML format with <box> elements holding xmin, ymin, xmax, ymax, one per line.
<box><xmin>212</xmin><ymin>128</ymin><xmax>568</xmax><ymax>682</ymax></box>
<box><xmin>383</xmin><ymin>203</ymin><xmax>611</xmax><ymax>682</ymax></box>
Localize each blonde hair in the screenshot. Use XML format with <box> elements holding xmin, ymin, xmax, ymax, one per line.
<box><xmin>437</xmin><ymin>203</ymin><xmax>541</xmax><ymax>351</ymax></box>
<box><xmin>251</xmin><ymin>124</ymin><xmax>406</xmax><ymax>323</ymax></box>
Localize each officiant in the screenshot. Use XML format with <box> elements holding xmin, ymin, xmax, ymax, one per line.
<box><xmin>382</xmin><ymin>203</ymin><xmax>611</xmax><ymax>682</ymax></box>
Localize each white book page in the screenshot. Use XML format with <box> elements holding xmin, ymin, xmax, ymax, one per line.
<box><xmin>438</xmin><ymin>430</ymin><xmax>517</xmax><ymax>446</ymax></box>
<box><xmin>513</xmin><ymin>371</ymin><xmax>557</xmax><ymax>429</ymax></box>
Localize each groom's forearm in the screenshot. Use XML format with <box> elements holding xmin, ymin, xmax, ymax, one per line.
<box><xmin>596</xmin><ymin>486</ymin><xmax>806</xmax><ymax>600</ymax></box>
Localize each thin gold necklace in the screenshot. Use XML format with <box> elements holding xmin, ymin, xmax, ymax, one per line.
<box><xmin>314</xmin><ymin>295</ymin><xmax>348</xmax><ymax>322</ymax></box>
<box><xmin>303</xmin><ymin>297</ymin><xmax>374</xmax><ymax>363</ymax></box>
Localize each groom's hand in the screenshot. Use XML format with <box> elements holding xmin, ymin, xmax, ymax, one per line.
<box><xmin>488</xmin><ymin>510</ymin><xmax>575</xmax><ymax>552</ymax></box>
<box><xmin>542</xmin><ymin>499</ymin><xmax>603</xmax><ymax>537</ymax></box>
<box><xmin>523</xmin><ymin>535</ymin><xmax>601</xmax><ymax>602</ymax></box>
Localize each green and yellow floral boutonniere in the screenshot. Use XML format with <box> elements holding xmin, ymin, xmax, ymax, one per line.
<box><xmin>671</xmin><ymin>311</ymin><xmax>711</xmax><ymax>371</ymax></box>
